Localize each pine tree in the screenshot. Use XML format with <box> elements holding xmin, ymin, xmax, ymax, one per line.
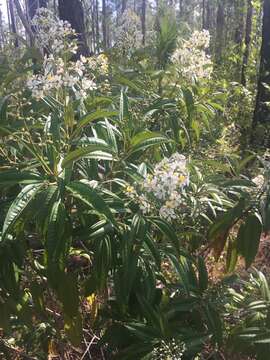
<box><xmin>253</xmin><ymin>0</ymin><xmax>270</xmax><ymax>125</ymax></box>
<box><xmin>58</xmin><ymin>0</ymin><xmax>89</xmax><ymax>57</ymax></box>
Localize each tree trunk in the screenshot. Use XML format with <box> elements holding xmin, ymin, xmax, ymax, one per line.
<box><xmin>215</xmin><ymin>1</ymin><xmax>224</xmax><ymax>63</ymax></box>
<box><xmin>27</xmin><ymin>0</ymin><xmax>47</xmax><ymax>46</ymax></box>
<box><xmin>179</xmin><ymin>0</ymin><xmax>183</xmax><ymax>16</ymax></box>
<box><xmin>8</xmin><ymin>0</ymin><xmax>19</xmax><ymax>47</ymax></box>
<box><xmin>0</xmin><ymin>8</ymin><xmax>4</xmax><ymax>48</ymax></box>
<box><xmin>27</xmin><ymin>0</ymin><xmax>47</xmax><ymax>20</ymax></box>
<box><xmin>253</xmin><ymin>0</ymin><xmax>270</xmax><ymax>125</ymax></box>
<box><xmin>102</xmin><ymin>0</ymin><xmax>107</xmax><ymax>49</ymax></box>
<box><xmin>58</xmin><ymin>0</ymin><xmax>89</xmax><ymax>57</ymax></box>
<box><xmin>121</xmin><ymin>0</ymin><xmax>127</xmax><ymax>13</ymax></box>
<box><xmin>205</xmin><ymin>0</ymin><xmax>211</xmax><ymax>29</ymax></box>
<box><xmin>241</xmin><ymin>0</ymin><xmax>253</xmax><ymax>86</ymax></box>
<box><xmin>141</xmin><ymin>0</ymin><xmax>146</xmax><ymax>45</ymax></box>
<box><xmin>91</xmin><ymin>0</ymin><xmax>96</xmax><ymax>53</ymax></box>
<box><xmin>234</xmin><ymin>0</ymin><xmax>245</xmax><ymax>45</ymax></box>
<box><xmin>95</xmin><ymin>0</ymin><xmax>100</xmax><ymax>52</ymax></box>
<box><xmin>202</xmin><ymin>0</ymin><xmax>206</xmax><ymax>29</ymax></box>
<box><xmin>13</xmin><ymin>0</ymin><xmax>34</xmax><ymax>42</ymax></box>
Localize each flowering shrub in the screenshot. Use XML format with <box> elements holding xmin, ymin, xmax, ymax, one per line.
<box><xmin>32</xmin><ymin>7</ymin><xmax>78</xmax><ymax>55</ymax></box>
<box><xmin>125</xmin><ymin>153</ymin><xmax>189</xmax><ymax>221</ymax></box>
<box><xmin>27</xmin><ymin>8</ymin><xmax>98</xmax><ymax>100</ymax></box>
<box><xmin>114</xmin><ymin>9</ymin><xmax>142</xmax><ymax>58</ymax></box>
<box><xmin>171</xmin><ymin>30</ymin><xmax>212</xmax><ymax>82</ymax></box>
<box><xmin>27</xmin><ymin>55</ymin><xmax>97</xmax><ymax>99</ymax></box>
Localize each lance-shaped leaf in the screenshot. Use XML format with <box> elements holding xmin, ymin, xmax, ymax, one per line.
<box><xmin>237</xmin><ymin>214</ymin><xmax>262</xmax><ymax>268</ymax></box>
<box><xmin>0</xmin><ymin>170</ymin><xmax>42</xmax><ymax>186</ymax></box>
<box><xmin>148</xmin><ymin>217</ymin><xmax>179</xmax><ymax>253</ymax></box>
<box><xmin>2</xmin><ymin>183</ymin><xmax>43</xmax><ymax>240</ymax></box>
<box><xmin>46</xmin><ymin>200</ymin><xmax>71</xmax><ymax>270</ymax></box>
<box><xmin>62</xmin><ymin>139</ymin><xmax>114</xmax><ymax>168</ymax></box>
<box><xmin>66</xmin><ymin>181</ymin><xmax>117</xmax><ymax>228</ymax></box>
<box><xmin>208</xmin><ymin>198</ymin><xmax>246</xmax><ymax>260</ymax></box>
<box><xmin>127</xmin><ymin>131</ymin><xmax>170</xmax><ymax>157</ymax></box>
<box><xmin>73</xmin><ymin>109</ymin><xmax>117</xmax><ymax>137</ymax></box>
<box><xmin>0</xmin><ymin>95</ymin><xmax>9</xmax><ymax>124</ymax></box>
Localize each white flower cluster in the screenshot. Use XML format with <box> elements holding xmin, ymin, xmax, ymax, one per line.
<box><xmin>171</xmin><ymin>30</ymin><xmax>212</xmax><ymax>81</ymax></box>
<box><xmin>124</xmin><ymin>185</ymin><xmax>151</xmax><ymax>215</ymax></box>
<box><xmin>32</xmin><ymin>7</ymin><xmax>78</xmax><ymax>55</ymax></box>
<box><xmin>114</xmin><ymin>9</ymin><xmax>142</xmax><ymax>58</ymax></box>
<box><xmin>87</xmin><ymin>54</ymin><xmax>109</xmax><ymax>76</ymax></box>
<box><xmin>27</xmin><ymin>55</ymin><xmax>96</xmax><ymax>99</ymax></box>
<box><xmin>143</xmin><ymin>153</ymin><xmax>189</xmax><ymax>221</ymax></box>
<box><xmin>124</xmin><ymin>154</ymin><xmax>189</xmax><ymax>221</ymax></box>
<box><xmin>152</xmin><ymin>339</ymin><xmax>186</xmax><ymax>360</ymax></box>
<box><xmin>27</xmin><ymin>9</ymin><xmax>99</xmax><ymax>100</ymax></box>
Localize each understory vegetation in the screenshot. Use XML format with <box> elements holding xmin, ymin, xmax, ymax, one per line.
<box><xmin>1</xmin><ymin>0</ymin><xmax>270</xmax><ymax>359</ymax></box>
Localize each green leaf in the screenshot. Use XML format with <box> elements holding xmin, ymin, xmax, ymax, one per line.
<box><xmin>2</xmin><ymin>183</ymin><xmax>43</xmax><ymax>240</ymax></box>
<box><xmin>0</xmin><ymin>170</ymin><xmax>42</xmax><ymax>186</ymax></box>
<box><xmin>104</xmin><ymin>118</ymin><xmax>118</xmax><ymax>153</ymax></box>
<box><xmin>237</xmin><ymin>214</ymin><xmax>262</xmax><ymax>268</ymax></box>
<box><xmin>119</xmin><ymin>90</ymin><xmax>129</xmax><ymax>122</ymax></box>
<box><xmin>64</xmin><ymin>313</ymin><xmax>82</xmax><ymax>347</ymax></box>
<box><xmin>148</xmin><ymin>217</ymin><xmax>179</xmax><ymax>253</ymax></box>
<box><xmin>74</xmin><ymin>110</ymin><xmax>117</xmax><ymax>136</ymax></box>
<box><xmin>197</xmin><ymin>256</ymin><xmax>208</xmax><ymax>292</ymax></box>
<box><xmin>226</xmin><ymin>239</ymin><xmax>238</xmax><ymax>273</ymax></box>
<box><xmin>64</xmin><ymin>102</ymin><xmax>75</xmax><ymax>128</ymax></box>
<box><xmin>56</xmin><ymin>272</ymin><xmax>82</xmax><ymax>347</ymax></box>
<box><xmin>132</xmin><ymin>136</ymin><xmax>169</xmax><ymax>153</ymax></box>
<box><xmin>0</xmin><ymin>96</ymin><xmax>9</xmax><ymax>123</ymax></box>
<box><xmin>130</xmin><ymin>130</ymin><xmax>167</xmax><ymax>147</ymax></box>
<box><xmin>209</xmin><ymin>198</ymin><xmax>246</xmax><ymax>260</ymax></box>
<box><xmin>256</xmin><ymin>270</ymin><xmax>270</xmax><ymax>301</ymax></box>
<box><xmin>116</xmin><ymin>75</ymin><xmax>145</xmax><ymax>94</ymax></box>
<box><xmin>66</xmin><ymin>181</ymin><xmax>117</xmax><ymax>227</ymax></box>
<box><xmin>205</xmin><ymin>303</ymin><xmax>223</xmax><ymax>346</ymax></box>
<box><xmin>46</xmin><ymin>200</ymin><xmax>70</xmax><ymax>270</ymax></box>
<box><xmin>62</xmin><ymin>141</ymin><xmax>114</xmax><ymax>168</ymax></box>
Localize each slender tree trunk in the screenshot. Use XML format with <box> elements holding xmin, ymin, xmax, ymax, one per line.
<box><xmin>27</xmin><ymin>0</ymin><xmax>47</xmax><ymax>46</ymax></box>
<box><xmin>102</xmin><ymin>0</ymin><xmax>107</xmax><ymax>49</ymax></box>
<box><xmin>27</xmin><ymin>0</ymin><xmax>47</xmax><ymax>20</ymax></box>
<box><xmin>58</xmin><ymin>0</ymin><xmax>89</xmax><ymax>57</ymax></box>
<box><xmin>234</xmin><ymin>0</ymin><xmax>245</xmax><ymax>45</ymax></box>
<box><xmin>205</xmin><ymin>0</ymin><xmax>211</xmax><ymax>29</ymax></box>
<box><xmin>141</xmin><ymin>0</ymin><xmax>146</xmax><ymax>45</ymax></box>
<box><xmin>121</xmin><ymin>0</ymin><xmax>127</xmax><ymax>13</ymax></box>
<box><xmin>95</xmin><ymin>0</ymin><xmax>100</xmax><ymax>52</ymax></box>
<box><xmin>0</xmin><ymin>9</ymin><xmax>4</xmax><ymax>48</ymax></box>
<box><xmin>253</xmin><ymin>0</ymin><xmax>270</xmax><ymax>126</ymax></box>
<box><xmin>13</xmin><ymin>0</ymin><xmax>34</xmax><ymax>41</ymax></box>
<box><xmin>91</xmin><ymin>1</ymin><xmax>96</xmax><ymax>53</ymax></box>
<box><xmin>241</xmin><ymin>0</ymin><xmax>253</xmax><ymax>86</ymax></box>
<box><xmin>202</xmin><ymin>0</ymin><xmax>206</xmax><ymax>29</ymax></box>
<box><xmin>215</xmin><ymin>1</ymin><xmax>224</xmax><ymax>64</ymax></box>
<box><xmin>8</xmin><ymin>0</ymin><xmax>19</xmax><ymax>47</ymax></box>
<box><xmin>6</xmin><ymin>0</ymin><xmax>11</xmax><ymax>34</ymax></box>
<box><xmin>179</xmin><ymin>0</ymin><xmax>183</xmax><ymax>16</ymax></box>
